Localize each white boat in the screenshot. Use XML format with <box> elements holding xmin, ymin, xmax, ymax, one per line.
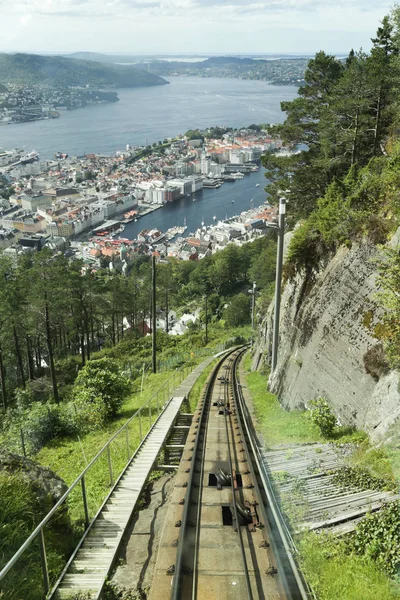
<box><xmin>256</xmin><ymin>183</ymin><xmax>260</xmax><ymax>187</ymax></box>
<box><xmin>20</xmin><ymin>150</ymin><xmax>39</xmax><ymax>164</ymax></box>
<box><xmin>213</xmin><ymin>215</ymin><xmax>217</xmax><ymax>221</ymax></box>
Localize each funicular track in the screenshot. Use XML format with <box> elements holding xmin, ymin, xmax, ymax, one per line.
<box><xmin>149</xmin><ymin>348</ymin><xmax>310</xmax><ymax>600</ymax></box>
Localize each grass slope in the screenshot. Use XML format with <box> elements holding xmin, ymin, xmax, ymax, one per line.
<box><xmin>0</xmin><ymin>53</ymin><xmax>167</xmax><ymax>88</ymax></box>
<box><xmin>241</xmin><ymin>352</ymin><xmax>400</xmax><ymax>600</ymax></box>
<box><xmin>242</xmin><ymin>353</ymin><xmax>322</xmax><ymax>445</ymax></box>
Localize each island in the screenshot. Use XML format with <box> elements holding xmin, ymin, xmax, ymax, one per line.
<box><xmin>67</xmin><ymin>52</ymin><xmax>308</xmax><ymax>86</ymax></box>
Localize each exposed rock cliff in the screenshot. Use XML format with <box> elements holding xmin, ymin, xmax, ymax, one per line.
<box><xmin>255</xmin><ymin>231</ymin><xmax>400</xmax><ymax>441</ymax></box>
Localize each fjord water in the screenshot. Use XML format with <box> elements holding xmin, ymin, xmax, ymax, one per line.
<box><xmin>0</xmin><ymin>77</ymin><xmax>298</xmax><ymax>158</ymax></box>
<box><xmin>122</xmin><ymin>165</ymin><xmax>268</xmax><ymax>239</ymax></box>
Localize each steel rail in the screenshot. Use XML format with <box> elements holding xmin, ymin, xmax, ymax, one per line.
<box><xmin>223</xmin><ymin>358</ymin><xmax>254</xmax><ymax>600</ymax></box>
<box><xmin>190</xmin><ymin>360</ymin><xmax>220</xmax><ymax>600</ymax></box>
<box><xmin>232</xmin><ymin>351</ymin><xmax>310</xmax><ymax>600</ymax></box>
<box><xmin>171</xmin><ymin>350</ymin><xmax>235</xmax><ymax>600</ymax></box>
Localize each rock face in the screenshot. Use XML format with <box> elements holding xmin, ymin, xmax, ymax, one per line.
<box><xmin>0</xmin><ymin>450</ymin><xmax>68</xmax><ymax>502</ymax></box>
<box><xmin>256</xmin><ymin>234</ymin><xmax>400</xmax><ymax>441</ymax></box>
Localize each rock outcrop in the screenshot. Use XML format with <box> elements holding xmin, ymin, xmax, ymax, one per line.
<box><xmin>0</xmin><ymin>450</ymin><xmax>68</xmax><ymax>502</ymax></box>
<box><xmin>255</xmin><ymin>232</ymin><xmax>400</xmax><ymax>441</ymax></box>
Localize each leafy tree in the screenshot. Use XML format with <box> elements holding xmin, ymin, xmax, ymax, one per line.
<box><xmin>223</xmin><ymin>293</ymin><xmax>251</xmax><ymax>327</ymax></box>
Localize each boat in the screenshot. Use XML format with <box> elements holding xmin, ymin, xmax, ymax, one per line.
<box><xmin>213</xmin><ymin>215</ymin><xmax>217</xmax><ymax>221</ymax></box>
<box><xmin>256</xmin><ymin>183</ymin><xmax>260</xmax><ymax>187</ymax></box>
<box><xmin>231</xmin><ymin>200</ymin><xmax>234</xmax><ymax>204</ymax></box>
<box><xmin>20</xmin><ymin>150</ymin><xmax>39</xmax><ymax>164</ymax></box>
<box><xmin>193</xmin><ymin>198</ymin><xmax>196</xmax><ymax>202</ymax></box>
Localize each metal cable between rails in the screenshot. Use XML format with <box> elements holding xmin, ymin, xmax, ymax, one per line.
<box><xmin>171</xmin><ymin>350</ymin><xmax>235</xmax><ymax>600</ymax></box>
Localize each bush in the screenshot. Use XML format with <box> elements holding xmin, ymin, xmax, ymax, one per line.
<box><xmin>4</xmin><ymin>402</ymin><xmax>77</xmax><ymax>455</ymax></box>
<box><xmin>73</xmin><ymin>358</ymin><xmax>131</xmax><ymax>430</ymax></box>
<box><xmin>352</xmin><ymin>501</ymin><xmax>400</xmax><ymax>576</ymax></box>
<box><xmin>307</xmin><ymin>398</ymin><xmax>337</xmax><ymax>438</ymax></box>
<box><xmin>363</xmin><ymin>343</ymin><xmax>390</xmax><ymax>381</ymax></box>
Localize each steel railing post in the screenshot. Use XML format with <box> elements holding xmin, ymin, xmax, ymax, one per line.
<box><xmin>81</xmin><ymin>476</ymin><xmax>89</xmax><ymax>529</ymax></box>
<box><xmin>148</xmin><ymin>402</ymin><xmax>152</xmax><ymax>427</ymax></box>
<box><xmin>125</xmin><ymin>426</ymin><xmax>130</xmax><ymax>460</ymax></box>
<box><xmin>38</xmin><ymin>529</ymin><xmax>50</xmax><ymax>595</ymax></box>
<box><xmin>107</xmin><ymin>445</ymin><xmax>113</xmax><ymax>487</ymax></box>
<box><xmin>139</xmin><ymin>410</ymin><xmax>143</xmax><ymax>440</ymax></box>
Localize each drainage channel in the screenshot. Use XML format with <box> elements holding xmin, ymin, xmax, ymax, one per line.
<box><xmin>149</xmin><ymin>348</ymin><xmax>306</xmax><ymax>600</ymax></box>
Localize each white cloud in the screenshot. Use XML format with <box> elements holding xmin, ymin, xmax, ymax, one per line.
<box><xmin>0</xmin><ymin>0</ymin><xmax>392</xmax><ymax>53</ymax></box>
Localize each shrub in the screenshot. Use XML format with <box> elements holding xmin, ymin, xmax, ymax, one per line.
<box><xmin>73</xmin><ymin>358</ymin><xmax>131</xmax><ymax>430</ymax></box>
<box><xmin>286</xmin><ymin>217</ymin><xmax>328</xmax><ymax>272</ymax></box>
<box><xmin>307</xmin><ymin>398</ymin><xmax>337</xmax><ymax>438</ymax></box>
<box><xmin>352</xmin><ymin>501</ymin><xmax>400</xmax><ymax>576</ymax></box>
<box><xmin>4</xmin><ymin>402</ymin><xmax>77</xmax><ymax>455</ymax></box>
<box><xmin>363</xmin><ymin>343</ymin><xmax>390</xmax><ymax>381</ymax></box>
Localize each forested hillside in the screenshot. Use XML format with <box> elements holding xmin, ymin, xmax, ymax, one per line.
<box><xmin>0</xmin><ymin>53</ymin><xmax>167</xmax><ymax>88</ymax></box>
<box><xmin>0</xmin><ymin>236</ymin><xmax>275</xmax><ymax>414</ymax></box>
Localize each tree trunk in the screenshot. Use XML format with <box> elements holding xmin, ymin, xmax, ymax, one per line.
<box><xmin>13</xmin><ymin>324</ymin><xmax>25</xmax><ymax>389</ymax></box>
<box><xmin>26</xmin><ymin>335</ymin><xmax>35</xmax><ymax>380</ymax></box>
<box><xmin>111</xmin><ymin>313</ymin><xmax>116</xmax><ymax>345</ymax></box>
<box><xmin>36</xmin><ymin>336</ymin><xmax>42</xmax><ymax>371</ymax></box>
<box><xmin>84</xmin><ymin>308</ymin><xmax>90</xmax><ymax>361</ymax></box>
<box><xmin>0</xmin><ymin>343</ymin><xmax>7</xmax><ymax>412</ymax></box>
<box><xmin>45</xmin><ymin>294</ymin><xmax>60</xmax><ymax>404</ymax></box>
<box><xmin>80</xmin><ymin>331</ymin><xmax>86</xmax><ymax>367</ymax></box>
<box><xmin>351</xmin><ymin>104</ymin><xmax>360</xmax><ymax>166</ymax></box>
<box><xmin>373</xmin><ymin>86</ymin><xmax>383</xmax><ymax>157</ymax></box>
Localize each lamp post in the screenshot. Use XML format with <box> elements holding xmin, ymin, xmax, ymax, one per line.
<box><xmin>249</xmin><ymin>282</ymin><xmax>257</xmax><ymax>348</ymax></box>
<box><xmin>271</xmin><ymin>196</ymin><xmax>287</xmax><ymax>372</ymax></box>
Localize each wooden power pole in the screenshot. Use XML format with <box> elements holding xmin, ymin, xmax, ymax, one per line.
<box><xmin>152</xmin><ymin>255</ymin><xmax>157</xmax><ymax>374</ymax></box>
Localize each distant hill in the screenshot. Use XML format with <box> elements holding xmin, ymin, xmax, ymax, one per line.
<box><xmin>67</xmin><ymin>52</ymin><xmax>140</xmax><ymax>64</ymax></box>
<box><xmin>0</xmin><ymin>53</ymin><xmax>167</xmax><ymax>88</ymax></box>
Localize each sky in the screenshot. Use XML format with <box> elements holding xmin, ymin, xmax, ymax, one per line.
<box><xmin>0</xmin><ymin>0</ymin><xmax>394</xmax><ymax>55</ymax></box>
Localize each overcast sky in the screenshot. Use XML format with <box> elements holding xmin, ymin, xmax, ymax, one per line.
<box><xmin>0</xmin><ymin>0</ymin><xmax>393</xmax><ymax>55</ymax></box>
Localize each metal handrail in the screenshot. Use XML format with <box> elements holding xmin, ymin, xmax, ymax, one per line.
<box><xmin>0</xmin><ymin>341</ymin><xmax>228</xmax><ymax>593</ymax></box>
<box><xmin>0</xmin><ymin>364</ymin><xmax>187</xmax><ymax>587</ymax></box>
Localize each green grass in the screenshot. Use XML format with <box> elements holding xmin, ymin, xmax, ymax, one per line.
<box><xmin>242</xmin><ymin>353</ymin><xmax>323</xmax><ymax>445</ymax></box>
<box><xmin>242</xmin><ymin>352</ymin><xmax>400</xmax><ymax>600</ymax></box>
<box><xmin>187</xmin><ymin>358</ymin><xmax>219</xmax><ymax>413</ymax></box>
<box><xmin>36</xmin><ymin>366</ymin><xmax>191</xmax><ymax>521</ymax></box>
<box><xmin>297</xmin><ymin>532</ymin><xmax>400</xmax><ymax>600</ymax></box>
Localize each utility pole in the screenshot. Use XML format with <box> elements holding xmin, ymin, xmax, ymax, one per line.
<box><xmin>250</xmin><ymin>282</ymin><xmax>256</xmax><ymax>348</ymax></box>
<box><xmin>152</xmin><ymin>255</ymin><xmax>157</xmax><ymax>374</ymax></box>
<box><xmin>205</xmin><ymin>294</ymin><xmax>208</xmax><ymax>345</ymax></box>
<box><xmin>271</xmin><ymin>197</ymin><xmax>286</xmax><ymax>371</ymax></box>
<box><xmin>0</xmin><ymin>344</ymin><xmax>7</xmax><ymax>412</ymax></box>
